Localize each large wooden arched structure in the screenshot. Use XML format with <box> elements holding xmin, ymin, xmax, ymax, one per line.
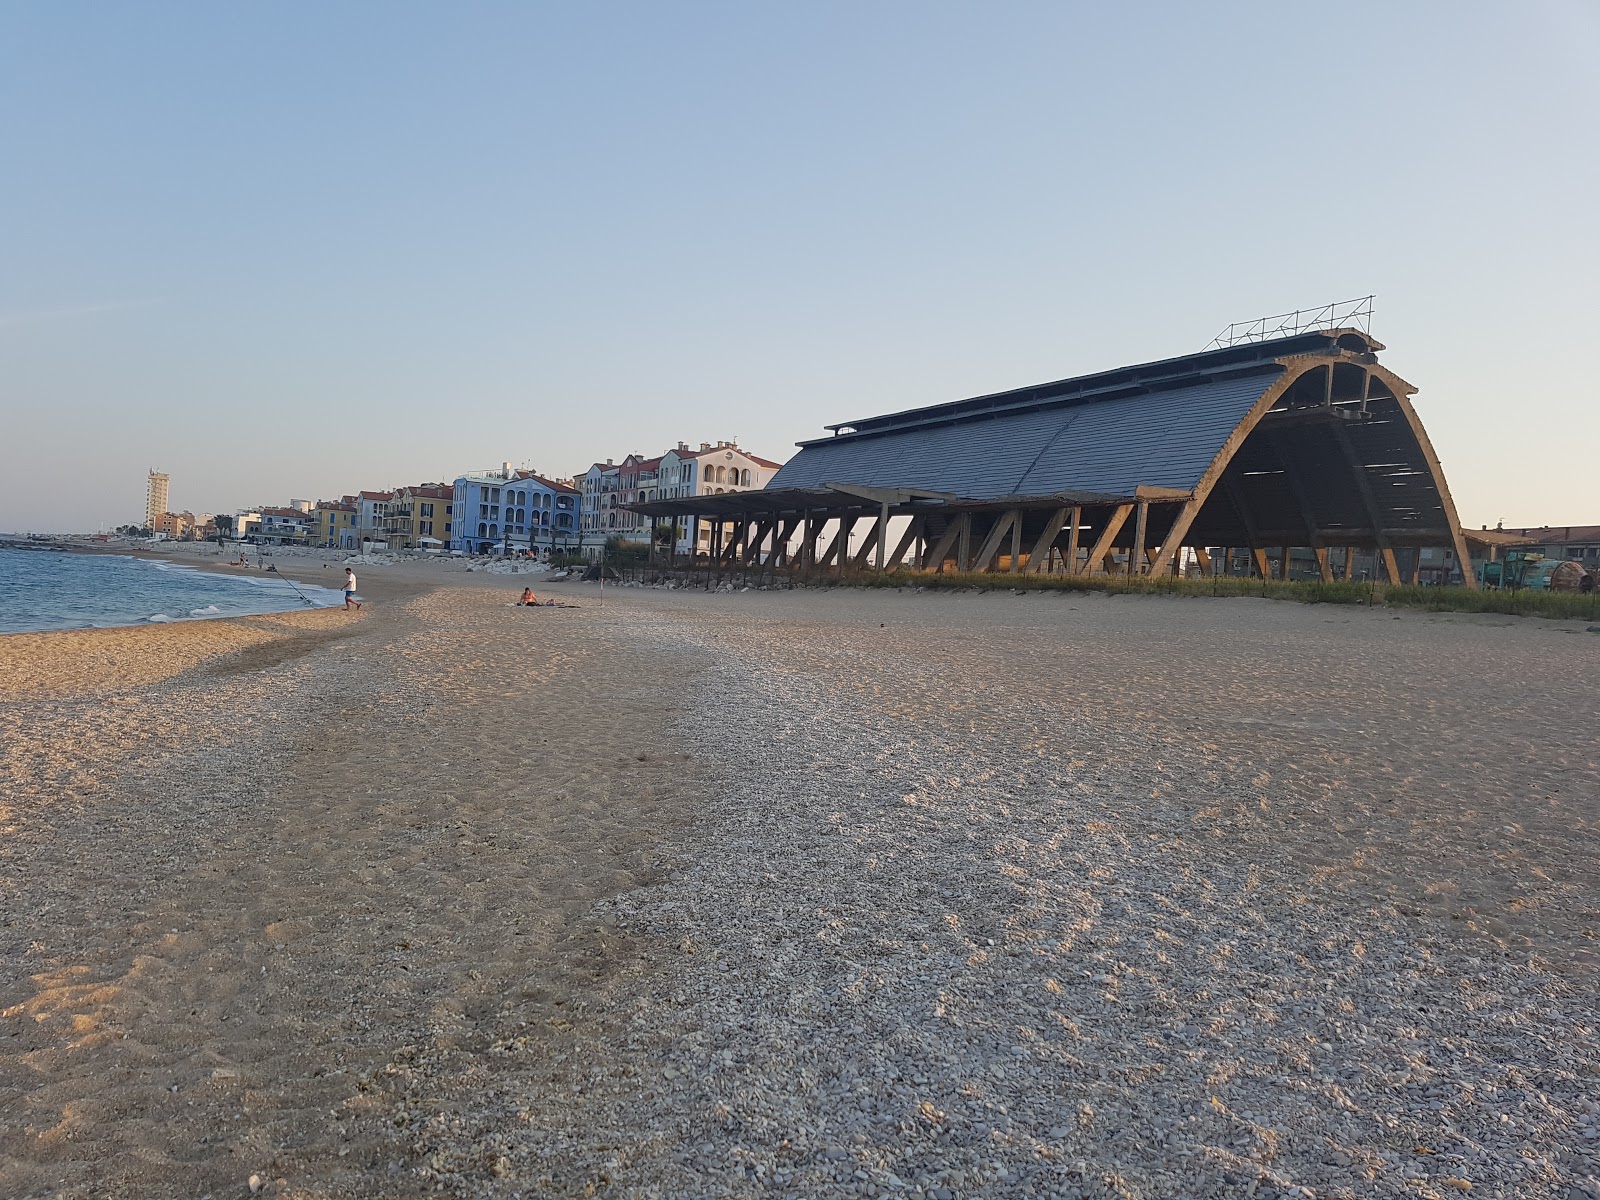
<box><xmin>632</xmin><ymin>329</ymin><xmax>1476</xmax><ymax>586</ymax></box>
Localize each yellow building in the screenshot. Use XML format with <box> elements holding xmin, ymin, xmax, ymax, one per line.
<box><xmin>382</xmin><ymin>484</ymin><xmax>453</xmax><ymax>549</ymax></box>
<box><xmin>314</xmin><ymin>499</ymin><xmax>359</xmax><ymax>549</ymax></box>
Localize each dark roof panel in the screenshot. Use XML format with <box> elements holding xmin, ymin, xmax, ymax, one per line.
<box><xmin>769</xmin><ymin>372</ymin><xmax>1276</xmax><ymax>501</ymax></box>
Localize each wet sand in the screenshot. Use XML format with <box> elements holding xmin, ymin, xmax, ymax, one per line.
<box><xmin>2</xmin><ymin>576</ymin><xmax>1597</xmax><ymax>1198</ymax></box>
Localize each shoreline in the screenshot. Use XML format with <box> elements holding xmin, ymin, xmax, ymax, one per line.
<box><xmin>0</xmin><ymin>546</ymin><xmax>348</xmax><ymax>638</ymax></box>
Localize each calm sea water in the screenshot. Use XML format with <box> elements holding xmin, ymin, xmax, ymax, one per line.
<box><xmin>0</xmin><ymin>548</ymin><xmax>345</xmax><ymax>634</ymax></box>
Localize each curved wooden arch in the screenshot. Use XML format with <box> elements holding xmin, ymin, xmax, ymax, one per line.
<box><xmin>1147</xmin><ymin>355</ymin><xmax>1476</xmax><ymax>587</ymax></box>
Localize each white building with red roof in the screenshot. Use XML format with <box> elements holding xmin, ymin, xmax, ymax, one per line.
<box><xmin>656</xmin><ymin>441</ymin><xmax>785</xmax><ymax>556</ymax></box>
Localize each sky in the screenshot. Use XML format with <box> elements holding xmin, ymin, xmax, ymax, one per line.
<box><xmin>2</xmin><ymin>1</ymin><xmax>1596</xmax><ymax>533</ymax></box>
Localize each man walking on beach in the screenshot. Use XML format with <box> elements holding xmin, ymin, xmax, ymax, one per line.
<box><xmin>344</xmin><ymin>567</ymin><xmax>361</xmax><ymax>610</ymax></box>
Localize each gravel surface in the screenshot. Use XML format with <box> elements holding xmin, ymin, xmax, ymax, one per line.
<box><xmin>6</xmin><ymin>581</ymin><xmax>1597</xmax><ymax>1200</ymax></box>
<box><xmin>405</xmin><ymin>588</ymin><xmax>1600</xmax><ymax>1200</ymax></box>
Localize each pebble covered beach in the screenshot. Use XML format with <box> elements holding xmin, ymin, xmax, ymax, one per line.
<box><xmin>3</xmin><ymin>563</ymin><xmax>1597</xmax><ymax>1199</ymax></box>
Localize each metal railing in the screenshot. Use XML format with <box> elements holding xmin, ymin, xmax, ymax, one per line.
<box><xmin>1208</xmin><ymin>296</ymin><xmax>1374</xmax><ymax>349</ymax></box>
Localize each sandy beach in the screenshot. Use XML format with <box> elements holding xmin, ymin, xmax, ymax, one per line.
<box><xmin>3</xmin><ymin>567</ymin><xmax>1598</xmax><ymax>1199</ymax></box>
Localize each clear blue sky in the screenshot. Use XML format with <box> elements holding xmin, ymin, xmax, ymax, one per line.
<box><xmin>2</xmin><ymin>1</ymin><xmax>1595</xmax><ymax>533</ymax></box>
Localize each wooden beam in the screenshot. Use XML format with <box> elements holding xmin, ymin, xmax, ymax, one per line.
<box><xmin>1409</xmin><ymin>549</ymin><xmax>1421</xmax><ymax>587</ymax></box>
<box><xmin>1381</xmin><ymin>547</ymin><xmax>1402</xmax><ymax>585</ymax></box>
<box><xmin>955</xmin><ymin>512</ymin><xmax>974</xmax><ymax>572</ymax></box>
<box><xmin>816</xmin><ymin>516</ymin><xmax>846</xmax><ymax>568</ymax></box>
<box><xmin>778</xmin><ymin>514</ymin><xmax>802</xmax><ymax>566</ymax></box>
<box><xmin>1008</xmin><ymin>511</ymin><xmax>1023</xmax><ymax>572</ymax></box>
<box><xmin>1371</xmin><ymin>365</ymin><xmax>1478</xmax><ymax>590</ymax></box>
<box><xmin>1065</xmin><ymin>506</ymin><xmax>1082</xmax><ymax>576</ymax></box>
<box><xmin>1129</xmin><ymin>500</ymin><xmax>1149</xmax><ymax>576</ymax></box>
<box><xmin>1083</xmin><ymin>504</ymin><xmax>1132</xmax><ymax>576</ymax></box>
<box><xmin>743</xmin><ymin>516</ymin><xmax>774</xmax><ymax>565</ymax></box>
<box><xmin>1252</xmin><ymin>547</ymin><xmax>1272</xmax><ymax>579</ymax></box>
<box><xmin>885</xmin><ymin>516</ymin><xmax>923</xmax><ymax>570</ymax></box>
<box><xmin>971</xmin><ymin>510</ymin><xmax>1018</xmax><ymax>574</ymax></box>
<box><xmin>850</xmin><ymin>517</ymin><xmax>883</xmax><ymax>569</ymax></box>
<box><xmin>876</xmin><ymin>501</ymin><xmax>890</xmax><ymax>571</ymax></box>
<box><xmin>1314</xmin><ymin>546</ymin><xmax>1333</xmax><ymax>582</ymax></box>
<box><xmin>1280</xmin><ymin>545</ymin><xmax>1291</xmax><ymax>580</ymax></box>
<box><xmin>1025</xmin><ymin>507</ymin><xmax>1068</xmax><ymax>574</ymax></box>
<box><xmin>1149</xmin><ymin>495</ymin><xmax>1204</xmax><ymax>576</ymax></box>
<box><xmin>923</xmin><ymin>516</ymin><xmax>964</xmax><ymax>573</ymax></box>
<box><xmin>1343</xmin><ymin>545</ymin><xmax>1355</xmax><ymax>581</ymax></box>
<box><xmin>1193</xmin><ymin>546</ymin><xmax>1211</xmax><ymax>574</ymax></box>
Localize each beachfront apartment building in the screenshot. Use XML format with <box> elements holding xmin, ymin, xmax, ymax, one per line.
<box><xmin>407</xmin><ymin>484</ymin><xmax>454</xmax><ymax>548</ymax></box>
<box><xmin>580</xmin><ymin>460</ymin><xmax>623</xmax><ymax>548</ymax></box>
<box><xmin>451</xmin><ymin>468</ymin><xmax>580</xmax><ymax>555</ymax></box>
<box><xmin>656</xmin><ymin>441</ymin><xmax>785</xmax><ymax>555</ymax></box>
<box><xmin>314</xmin><ymin>498</ymin><xmax>359</xmax><ymax>549</ymax></box>
<box><xmin>355</xmin><ymin>491</ymin><xmax>395</xmax><ymax>547</ymax></box>
<box><xmin>375</xmin><ymin>484</ymin><xmax>454</xmax><ymax>550</ymax></box>
<box><xmin>257</xmin><ymin>506</ymin><xmax>314</xmax><ymax>544</ymax></box>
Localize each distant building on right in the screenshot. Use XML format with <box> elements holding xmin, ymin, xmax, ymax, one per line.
<box><xmin>1493</xmin><ymin>525</ymin><xmax>1600</xmax><ymax>568</ymax></box>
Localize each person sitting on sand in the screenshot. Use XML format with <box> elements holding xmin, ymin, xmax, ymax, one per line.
<box><xmin>518</xmin><ymin>588</ymin><xmax>536</xmax><ymax>606</ymax></box>
<box><xmin>344</xmin><ymin>567</ymin><xmax>361</xmax><ymax>610</ymax></box>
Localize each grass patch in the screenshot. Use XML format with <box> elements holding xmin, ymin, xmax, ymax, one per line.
<box><xmin>830</xmin><ymin>569</ymin><xmax>1600</xmax><ymax>619</ymax></box>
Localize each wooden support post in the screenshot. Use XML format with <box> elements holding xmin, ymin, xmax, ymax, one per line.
<box><xmin>885</xmin><ymin>516</ymin><xmax>922</xmax><ymax>570</ymax></box>
<box><xmin>1193</xmin><ymin>546</ymin><xmax>1212</xmax><ymax>574</ymax></box>
<box><xmin>818</xmin><ymin>516</ymin><xmax>849</xmax><ymax>569</ymax></box>
<box><xmin>1280</xmin><ymin>545</ymin><xmax>1292</xmax><ymax>580</ymax></box>
<box><xmin>971</xmin><ymin>510</ymin><xmax>1018</xmax><ymax>574</ymax></box>
<box><xmin>834</xmin><ymin>515</ymin><xmax>857</xmax><ymax>572</ymax></box>
<box><xmin>1410</xmin><ymin>549</ymin><xmax>1421</xmax><ymax>587</ymax></box>
<box><xmin>1129</xmin><ymin>500</ymin><xmax>1149</xmax><ymax>576</ymax></box>
<box><xmin>1314</xmin><ymin>546</ymin><xmax>1333</xmax><ymax>583</ymax></box>
<box><xmin>1148</xmin><ymin>495</ymin><xmax>1204</xmax><ymax>576</ymax></box>
<box><xmin>1025</xmin><ymin>507</ymin><xmax>1068</xmax><ymax>574</ymax></box>
<box><xmin>1252</xmin><ymin>547</ymin><xmax>1272</xmax><ymax>579</ymax></box>
<box><xmin>1065</xmin><ymin>506</ymin><xmax>1082</xmax><ymax>576</ymax></box>
<box><xmin>924</xmin><ymin>516</ymin><xmax>964</xmax><ymax>573</ymax></box>
<box><xmin>876</xmin><ymin>501</ymin><xmax>890</xmax><ymax>571</ymax></box>
<box><xmin>1220</xmin><ymin>547</ymin><xmax>1231</xmax><ymax>576</ymax></box>
<box><xmin>851</xmin><ymin>517</ymin><xmax>883</xmax><ymax>569</ymax></box>
<box><xmin>745</xmin><ymin>517</ymin><xmax>774</xmax><ymax>565</ymax></box>
<box><xmin>1008</xmin><ymin>512</ymin><xmax>1023</xmax><ymax>572</ymax></box>
<box><xmin>774</xmin><ymin>515</ymin><xmax>799</xmax><ymax>567</ymax></box>
<box><xmin>1381</xmin><ymin>547</ymin><xmax>1402</xmax><ymax>585</ymax></box>
<box><xmin>955</xmin><ymin>512</ymin><xmax>974</xmax><ymax>572</ymax></box>
<box><xmin>1343</xmin><ymin>545</ymin><xmax>1355</xmax><ymax>580</ymax></box>
<box><xmin>1084</xmin><ymin>505</ymin><xmax>1133</xmax><ymax>577</ymax></box>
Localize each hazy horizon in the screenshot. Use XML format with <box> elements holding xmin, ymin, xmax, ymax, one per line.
<box><xmin>4</xmin><ymin>2</ymin><xmax>1596</xmax><ymax>534</ymax></box>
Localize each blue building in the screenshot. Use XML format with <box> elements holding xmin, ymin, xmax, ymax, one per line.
<box><xmin>451</xmin><ymin>468</ymin><xmax>581</xmax><ymax>554</ymax></box>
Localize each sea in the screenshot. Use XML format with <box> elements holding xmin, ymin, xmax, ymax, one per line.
<box><xmin>0</xmin><ymin>547</ymin><xmax>346</xmax><ymax>634</ymax></box>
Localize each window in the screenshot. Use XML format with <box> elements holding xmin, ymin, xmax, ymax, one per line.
<box><xmin>478</xmin><ymin>522</ymin><xmax>487</xmax><ymax>537</ymax></box>
<box><xmin>489</xmin><ymin>524</ymin><xmax>498</xmax><ymax>537</ymax></box>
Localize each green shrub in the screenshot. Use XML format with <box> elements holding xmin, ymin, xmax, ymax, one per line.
<box><xmin>792</xmin><ymin>568</ymin><xmax>1600</xmax><ymax>620</ymax></box>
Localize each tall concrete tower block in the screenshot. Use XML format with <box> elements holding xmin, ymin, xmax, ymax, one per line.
<box><xmin>146</xmin><ymin>470</ymin><xmax>170</xmax><ymax>529</ymax></box>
